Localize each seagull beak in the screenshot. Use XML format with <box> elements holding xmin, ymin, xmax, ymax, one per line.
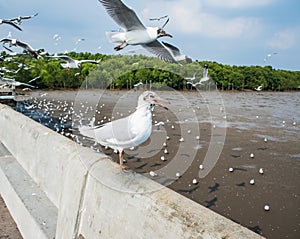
<box><xmin>153</xmin><ymin>97</ymin><xmax>169</xmax><ymax>110</ymax></box>
<box><xmin>164</xmin><ymin>32</ymin><xmax>173</xmax><ymax>38</ymax></box>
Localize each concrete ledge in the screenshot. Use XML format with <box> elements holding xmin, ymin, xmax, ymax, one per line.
<box><xmin>0</xmin><ymin>103</ymin><xmax>264</xmax><ymax>239</ymax></box>
<box><xmin>0</xmin><ymin>142</ymin><xmax>57</xmax><ymax>239</ymax></box>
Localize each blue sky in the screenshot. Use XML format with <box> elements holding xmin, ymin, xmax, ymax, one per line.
<box><xmin>1</xmin><ymin>0</ymin><xmax>299</xmax><ymax>71</ymax></box>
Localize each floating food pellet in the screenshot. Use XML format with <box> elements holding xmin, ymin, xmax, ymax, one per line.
<box><xmin>229</xmin><ymin>167</ymin><xmax>234</xmax><ymax>172</ymax></box>
<box><xmin>149</xmin><ymin>171</ymin><xmax>158</xmax><ymax>177</ymax></box>
<box><xmin>264</xmin><ymin>205</ymin><xmax>270</xmax><ymax>211</ymax></box>
<box><xmin>192</xmin><ymin>178</ymin><xmax>198</xmax><ymax>184</ymax></box>
<box><xmin>160</xmin><ymin>156</ymin><xmax>167</xmax><ymax>161</ymax></box>
<box><xmin>249</xmin><ymin>179</ymin><xmax>255</xmax><ymax>185</ymax></box>
<box><xmin>259</xmin><ymin>168</ymin><xmax>264</xmax><ymax>174</ymax></box>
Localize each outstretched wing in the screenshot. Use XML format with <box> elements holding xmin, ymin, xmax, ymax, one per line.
<box><xmin>15</xmin><ymin>40</ymin><xmax>39</xmax><ymax>58</ymax></box>
<box><xmin>143</xmin><ymin>40</ymin><xmax>177</xmax><ymax>63</ymax></box>
<box><xmin>2</xmin><ymin>20</ymin><xmax>22</xmax><ymax>31</ymax></box>
<box><xmin>162</xmin><ymin>41</ymin><xmax>181</xmax><ymax>57</ymax></box>
<box><xmin>98</xmin><ymin>0</ymin><xmax>145</xmax><ymax>31</ymax></box>
<box><xmin>49</xmin><ymin>55</ymin><xmax>74</xmax><ymax>63</ymax></box>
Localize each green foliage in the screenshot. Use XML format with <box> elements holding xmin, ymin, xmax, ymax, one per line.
<box><xmin>1</xmin><ymin>51</ymin><xmax>299</xmax><ymax>91</ymax></box>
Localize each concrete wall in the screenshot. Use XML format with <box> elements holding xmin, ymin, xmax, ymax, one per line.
<box><xmin>0</xmin><ymin>103</ymin><xmax>264</xmax><ymax>239</ymax></box>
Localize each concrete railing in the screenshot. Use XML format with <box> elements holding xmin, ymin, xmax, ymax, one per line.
<box><xmin>0</xmin><ymin>103</ymin><xmax>264</xmax><ymax>239</ymax></box>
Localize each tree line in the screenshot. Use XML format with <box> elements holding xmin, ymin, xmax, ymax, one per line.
<box><xmin>1</xmin><ymin>51</ymin><xmax>299</xmax><ymax>91</ymax></box>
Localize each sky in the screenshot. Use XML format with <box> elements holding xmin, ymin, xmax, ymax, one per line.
<box><xmin>1</xmin><ymin>0</ymin><xmax>300</xmax><ymax>71</ymax></box>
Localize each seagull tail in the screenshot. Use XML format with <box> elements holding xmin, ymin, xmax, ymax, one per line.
<box><xmin>105</xmin><ymin>31</ymin><xmax>123</xmax><ymax>43</ymax></box>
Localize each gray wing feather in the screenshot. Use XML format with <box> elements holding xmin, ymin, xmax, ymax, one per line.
<box><xmin>98</xmin><ymin>0</ymin><xmax>145</xmax><ymax>31</ymax></box>
<box><xmin>162</xmin><ymin>41</ymin><xmax>180</xmax><ymax>57</ymax></box>
<box><xmin>143</xmin><ymin>41</ymin><xmax>177</xmax><ymax>63</ymax></box>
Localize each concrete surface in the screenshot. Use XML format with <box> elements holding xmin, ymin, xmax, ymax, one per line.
<box><xmin>0</xmin><ymin>103</ymin><xmax>264</xmax><ymax>239</ymax></box>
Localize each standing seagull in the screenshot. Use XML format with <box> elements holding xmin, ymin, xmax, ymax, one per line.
<box><xmin>97</xmin><ymin>0</ymin><xmax>176</xmax><ymax>63</ymax></box>
<box><xmin>79</xmin><ymin>91</ymin><xmax>168</xmax><ymax>170</ymax></box>
<box><xmin>48</xmin><ymin>55</ymin><xmax>101</xmax><ymax>69</ymax></box>
<box><xmin>162</xmin><ymin>41</ymin><xmax>192</xmax><ymax>64</ymax></box>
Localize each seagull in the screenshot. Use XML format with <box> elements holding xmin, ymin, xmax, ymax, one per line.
<box><xmin>185</xmin><ymin>71</ymin><xmax>197</xmax><ymax>81</ymax></box>
<box><xmin>264</xmin><ymin>52</ymin><xmax>278</xmax><ymax>63</ymax></box>
<box><xmin>162</xmin><ymin>41</ymin><xmax>192</xmax><ymax>64</ymax></box>
<box><xmin>186</xmin><ymin>81</ymin><xmax>201</xmax><ymax>88</ymax></box>
<box><xmin>0</xmin><ymin>38</ymin><xmax>41</xmax><ymax>59</ymax></box>
<box><xmin>8</xmin><ymin>13</ymin><xmax>39</xmax><ymax>25</ymax></box>
<box><xmin>0</xmin><ymin>13</ymin><xmax>38</xmax><ymax>31</ymax></box>
<box><xmin>98</xmin><ymin>0</ymin><xmax>176</xmax><ymax>63</ymax></box>
<box><xmin>79</xmin><ymin>91</ymin><xmax>168</xmax><ymax>170</ymax></box>
<box><xmin>0</xmin><ymin>19</ymin><xmax>22</xmax><ymax>31</ymax></box>
<box><xmin>255</xmin><ymin>85</ymin><xmax>263</xmax><ymax>91</ymax></box>
<box><xmin>48</xmin><ymin>55</ymin><xmax>101</xmax><ymax>69</ymax></box>
<box><xmin>0</xmin><ymin>77</ymin><xmax>36</xmax><ymax>88</ymax></box>
<box><xmin>149</xmin><ymin>15</ymin><xmax>168</xmax><ymax>21</ymax></box>
<box><xmin>133</xmin><ymin>82</ymin><xmax>143</xmax><ymax>91</ymax></box>
<box><xmin>199</xmin><ymin>64</ymin><xmax>210</xmax><ymax>83</ymax></box>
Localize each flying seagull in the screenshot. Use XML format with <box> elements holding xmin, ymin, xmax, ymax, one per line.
<box><xmin>0</xmin><ymin>13</ymin><xmax>38</xmax><ymax>31</ymax></box>
<box><xmin>254</xmin><ymin>85</ymin><xmax>263</xmax><ymax>91</ymax></box>
<box><xmin>97</xmin><ymin>0</ymin><xmax>176</xmax><ymax>63</ymax></box>
<box><xmin>0</xmin><ymin>38</ymin><xmax>42</xmax><ymax>59</ymax></box>
<box><xmin>0</xmin><ymin>77</ymin><xmax>36</xmax><ymax>88</ymax></box>
<box><xmin>199</xmin><ymin>64</ymin><xmax>210</xmax><ymax>83</ymax></box>
<box><xmin>0</xmin><ymin>19</ymin><xmax>22</xmax><ymax>31</ymax></box>
<box><xmin>79</xmin><ymin>91</ymin><xmax>168</xmax><ymax>170</ymax></box>
<box><xmin>185</xmin><ymin>71</ymin><xmax>197</xmax><ymax>81</ymax></box>
<box><xmin>8</xmin><ymin>13</ymin><xmax>39</xmax><ymax>25</ymax></box>
<box><xmin>162</xmin><ymin>41</ymin><xmax>192</xmax><ymax>64</ymax></box>
<box><xmin>48</xmin><ymin>55</ymin><xmax>101</xmax><ymax>69</ymax></box>
<box><xmin>149</xmin><ymin>15</ymin><xmax>168</xmax><ymax>21</ymax></box>
<box><xmin>186</xmin><ymin>81</ymin><xmax>202</xmax><ymax>88</ymax></box>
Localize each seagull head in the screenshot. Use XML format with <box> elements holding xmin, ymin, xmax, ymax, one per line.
<box><xmin>157</xmin><ymin>28</ymin><xmax>173</xmax><ymax>38</ymax></box>
<box><xmin>137</xmin><ymin>91</ymin><xmax>169</xmax><ymax>110</ymax></box>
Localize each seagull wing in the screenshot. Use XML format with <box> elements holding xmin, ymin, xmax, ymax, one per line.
<box><xmin>51</xmin><ymin>55</ymin><xmax>74</xmax><ymax>63</ymax></box>
<box><xmin>142</xmin><ymin>40</ymin><xmax>177</xmax><ymax>63</ymax></box>
<box><xmin>19</xmin><ymin>82</ymin><xmax>36</xmax><ymax>88</ymax></box>
<box><xmin>98</xmin><ymin>0</ymin><xmax>145</xmax><ymax>31</ymax></box>
<box><xmin>80</xmin><ymin>116</ymin><xmax>138</xmax><ymax>149</ymax></box>
<box><xmin>78</xmin><ymin>60</ymin><xmax>100</xmax><ymax>64</ymax></box>
<box><xmin>28</xmin><ymin>76</ymin><xmax>41</xmax><ymax>83</ymax></box>
<box><xmin>162</xmin><ymin>41</ymin><xmax>180</xmax><ymax>57</ymax></box>
<box><xmin>15</xmin><ymin>40</ymin><xmax>39</xmax><ymax>58</ymax></box>
<box><xmin>2</xmin><ymin>20</ymin><xmax>22</xmax><ymax>31</ymax></box>
<box><xmin>20</xmin><ymin>13</ymin><xmax>39</xmax><ymax>20</ymax></box>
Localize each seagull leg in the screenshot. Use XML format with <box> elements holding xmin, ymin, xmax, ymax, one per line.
<box><xmin>114</xmin><ymin>41</ymin><xmax>127</xmax><ymax>51</ymax></box>
<box><xmin>119</xmin><ymin>150</ymin><xmax>128</xmax><ymax>170</ymax></box>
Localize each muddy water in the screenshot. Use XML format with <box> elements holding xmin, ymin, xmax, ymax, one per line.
<box><xmin>15</xmin><ymin>90</ymin><xmax>300</xmax><ymax>239</ymax></box>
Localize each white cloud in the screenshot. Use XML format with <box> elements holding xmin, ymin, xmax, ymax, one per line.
<box><xmin>202</xmin><ymin>0</ymin><xmax>273</xmax><ymax>9</ymax></box>
<box><xmin>141</xmin><ymin>0</ymin><xmax>262</xmax><ymax>38</ymax></box>
<box><xmin>267</xmin><ymin>29</ymin><xmax>297</xmax><ymax>49</ymax></box>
